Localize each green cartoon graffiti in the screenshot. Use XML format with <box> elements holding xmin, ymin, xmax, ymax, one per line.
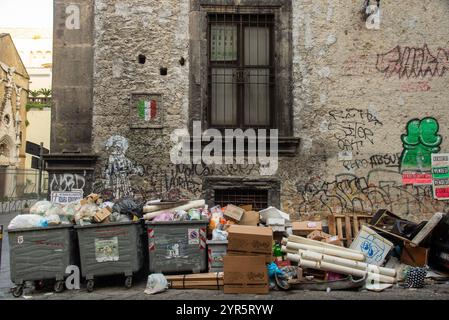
<box><xmin>400</xmin><ymin>117</ymin><xmax>442</xmax><ymax>172</ymax></box>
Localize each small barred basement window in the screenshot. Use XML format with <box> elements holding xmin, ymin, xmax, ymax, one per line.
<box><xmin>214</xmin><ymin>189</ymin><xmax>268</xmax><ymax>211</ymax></box>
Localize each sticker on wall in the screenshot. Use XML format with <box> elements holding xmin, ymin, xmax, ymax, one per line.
<box><xmin>188</xmin><ymin>229</ymin><xmax>200</xmax><ymax>245</ymax></box>
<box><xmin>129</xmin><ymin>93</ymin><xmax>163</xmax><ymax>129</ymax></box>
<box><xmin>17</xmin><ymin>236</ymin><xmax>23</xmax><ymax>244</ymax></box>
<box><xmin>95</xmin><ymin>237</ymin><xmax>119</xmax><ymax>263</ymax></box>
<box><xmin>431</xmin><ymin>153</ymin><xmax>449</xmax><ymax>200</ymax></box>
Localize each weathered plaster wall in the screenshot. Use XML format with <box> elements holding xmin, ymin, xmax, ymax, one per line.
<box><xmin>91</xmin><ymin>0</ymin><xmax>449</xmax><ymax>223</ymax></box>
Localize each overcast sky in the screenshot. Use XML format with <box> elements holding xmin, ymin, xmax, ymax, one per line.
<box><xmin>0</xmin><ymin>0</ymin><xmax>53</xmax><ymax>28</ymax></box>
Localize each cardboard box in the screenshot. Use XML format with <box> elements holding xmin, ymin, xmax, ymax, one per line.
<box><xmin>292</xmin><ymin>221</ymin><xmax>322</xmax><ymax>236</ymax></box>
<box><xmin>226</xmin><ymin>250</ymin><xmax>273</xmax><ymax>264</ymax></box>
<box><xmin>323</xmin><ymin>235</ymin><xmax>344</xmax><ymax>247</ymax></box>
<box><xmin>239</xmin><ymin>205</ymin><xmax>253</xmax><ymax>211</ymax></box>
<box><xmin>94</xmin><ymin>208</ymin><xmax>112</xmax><ymax>223</ymax></box>
<box><xmin>401</xmin><ymin>243</ymin><xmax>429</xmax><ymax>267</ymax></box>
<box><xmin>239</xmin><ymin>211</ymin><xmax>260</xmax><ymax>226</ymax></box>
<box><xmin>307</xmin><ymin>230</ymin><xmax>331</xmax><ymax>241</ymax></box>
<box><xmin>224</xmin><ymin>204</ymin><xmax>245</xmax><ymax>222</ymax></box>
<box><xmin>227</xmin><ymin>225</ymin><xmax>273</xmax><ymax>255</ymax></box>
<box><xmin>224</xmin><ymin>255</ymin><xmax>269</xmax><ymax>294</ymax></box>
<box><xmin>350</xmin><ymin>225</ymin><xmax>393</xmax><ymax>266</ymax></box>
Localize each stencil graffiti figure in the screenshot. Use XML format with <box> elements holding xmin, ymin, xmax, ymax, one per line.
<box><xmin>104</xmin><ymin>135</ymin><xmax>144</xmax><ymax>199</ymax></box>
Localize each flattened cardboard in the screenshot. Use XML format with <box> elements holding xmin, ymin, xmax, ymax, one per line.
<box><xmin>224</xmin><ymin>204</ymin><xmax>245</xmax><ymax>222</ymax></box>
<box><xmin>239</xmin><ymin>211</ymin><xmax>260</xmax><ymax>226</ymax></box>
<box><xmin>224</xmin><ymin>255</ymin><xmax>269</xmax><ymax>294</ymax></box>
<box><xmin>307</xmin><ymin>230</ymin><xmax>331</xmax><ymax>241</ymax></box>
<box><xmin>227</xmin><ymin>225</ymin><xmax>273</xmax><ymax>254</ymax></box>
<box><xmin>292</xmin><ymin>221</ymin><xmax>322</xmax><ymax>236</ymax></box>
<box><xmin>239</xmin><ymin>205</ymin><xmax>253</xmax><ymax>211</ymax></box>
<box><xmin>401</xmin><ymin>242</ymin><xmax>429</xmax><ymax>267</ymax></box>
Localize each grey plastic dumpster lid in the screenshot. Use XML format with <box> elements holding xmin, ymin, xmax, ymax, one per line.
<box><xmin>145</xmin><ymin>218</ymin><xmax>209</xmax><ymax>226</ymax></box>
<box><xmin>7</xmin><ymin>224</ymin><xmax>74</xmax><ymax>233</ymax></box>
<box><xmin>74</xmin><ymin>220</ymin><xmax>141</xmax><ymax>229</ymax></box>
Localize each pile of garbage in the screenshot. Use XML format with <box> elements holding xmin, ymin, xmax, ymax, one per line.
<box><xmin>143</xmin><ymin>199</ymin><xmax>208</xmax><ymax>222</ymax></box>
<box><xmin>143</xmin><ymin>204</ymin><xmax>449</xmax><ymax>295</ymax></box>
<box><xmin>8</xmin><ymin>194</ymin><xmax>146</xmax><ymax>229</ymax></box>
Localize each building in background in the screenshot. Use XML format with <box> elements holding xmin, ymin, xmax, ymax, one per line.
<box><xmin>0</xmin><ymin>28</ymin><xmax>52</xmax><ymax>170</ymax></box>
<box><xmin>0</xmin><ymin>33</ymin><xmax>29</xmax><ymax>197</ymax></box>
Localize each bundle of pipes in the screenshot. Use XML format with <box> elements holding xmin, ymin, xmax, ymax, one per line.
<box><xmin>282</xmin><ymin>235</ymin><xmax>397</xmax><ymax>284</ymax></box>
<box><xmin>143</xmin><ymin>200</ymin><xmax>206</xmax><ymax>220</ymax></box>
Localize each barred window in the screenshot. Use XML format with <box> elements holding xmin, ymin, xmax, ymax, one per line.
<box><xmin>208</xmin><ymin>14</ymin><xmax>275</xmax><ymax>128</ymax></box>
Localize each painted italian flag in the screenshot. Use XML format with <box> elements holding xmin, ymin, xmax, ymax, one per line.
<box><xmin>138</xmin><ymin>100</ymin><xmax>157</xmax><ymax>121</ymax></box>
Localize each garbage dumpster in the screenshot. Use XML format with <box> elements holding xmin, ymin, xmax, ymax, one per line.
<box><xmin>75</xmin><ymin>221</ymin><xmax>143</xmax><ymax>292</ymax></box>
<box><xmin>8</xmin><ymin>224</ymin><xmax>77</xmax><ymax>297</ymax></box>
<box><xmin>0</xmin><ymin>225</ymin><xmax>3</xmax><ymax>270</ymax></box>
<box><xmin>146</xmin><ymin>219</ymin><xmax>208</xmax><ymax>274</ymax></box>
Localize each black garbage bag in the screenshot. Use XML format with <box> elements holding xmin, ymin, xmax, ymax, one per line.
<box><xmin>112</xmin><ymin>197</ymin><xmax>144</xmax><ymax>220</ymax></box>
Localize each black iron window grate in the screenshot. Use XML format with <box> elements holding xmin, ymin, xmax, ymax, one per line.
<box><xmin>208</xmin><ymin>13</ymin><xmax>275</xmax><ymax>128</ymax></box>
<box><xmin>214</xmin><ymin>189</ymin><xmax>268</xmax><ymax>211</ymax></box>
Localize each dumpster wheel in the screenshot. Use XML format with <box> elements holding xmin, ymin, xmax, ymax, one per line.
<box><xmin>87</xmin><ymin>280</ymin><xmax>94</xmax><ymax>293</ymax></box>
<box><xmin>125</xmin><ymin>276</ymin><xmax>133</xmax><ymax>289</ymax></box>
<box><xmin>12</xmin><ymin>285</ymin><xmax>23</xmax><ymax>298</ymax></box>
<box><xmin>54</xmin><ymin>281</ymin><xmax>65</xmax><ymax>293</ymax></box>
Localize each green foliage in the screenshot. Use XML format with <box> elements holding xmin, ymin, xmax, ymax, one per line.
<box><xmin>25</xmin><ymin>119</ymin><xmax>30</xmax><ymax>127</ymax></box>
<box><xmin>26</xmin><ymin>102</ymin><xmax>51</xmax><ymax>111</ymax></box>
<box><xmin>39</xmin><ymin>88</ymin><xmax>52</xmax><ymax>97</ymax></box>
<box><xmin>29</xmin><ymin>90</ymin><xmax>41</xmax><ymax>98</ymax></box>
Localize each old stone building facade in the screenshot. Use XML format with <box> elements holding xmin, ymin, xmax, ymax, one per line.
<box><xmin>0</xmin><ymin>33</ymin><xmax>29</xmax><ymax>197</ymax></box>
<box><xmin>49</xmin><ymin>0</ymin><xmax>449</xmax><ymax>223</ymax></box>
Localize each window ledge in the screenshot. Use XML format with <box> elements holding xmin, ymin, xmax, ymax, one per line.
<box><xmin>187</xmin><ymin>136</ymin><xmax>300</xmax><ymax>157</ymax></box>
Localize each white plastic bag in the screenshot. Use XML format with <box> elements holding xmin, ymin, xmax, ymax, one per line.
<box><xmin>144</xmin><ymin>274</ymin><xmax>168</xmax><ymax>295</ymax></box>
<box><xmin>46</xmin><ymin>214</ymin><xmax>61</xmax><ymax>226</ymax></box>
<box><xmin>8</xmin><ymin>214</ymin><xmax>48</xmax><ymax>229</ymax></box>
<box><xmin>212</xmin><ymin>228</ymin><xmax>228</xmax><ymax>241</ymax></box>
<box><xmin>29</xmin><ymin>201</ymin><xmax>52</xmax><ymax>216</ymax></box>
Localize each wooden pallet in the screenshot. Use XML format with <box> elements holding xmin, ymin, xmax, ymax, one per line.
<box><xmin>328</xmin><ymin>213</ymin><xmax>372</xmax><ymax>246</ymax></box>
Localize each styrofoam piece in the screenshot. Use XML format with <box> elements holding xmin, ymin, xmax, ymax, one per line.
<box><xmin>259</xmin><ymin>207</ymin><xmax>290</xmax><ymax>223</ymax></box>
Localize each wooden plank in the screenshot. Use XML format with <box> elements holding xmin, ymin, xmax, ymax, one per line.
<box><xmin>345</xmin><ymin>215</ymin><xmax>353</xmax><ymax>246</ymax></box>
<box><xmin>353</xmin><ymin>214</ymin><xmax>360</xmax><ymax>235</ymax></box>
<box><xmin>411</xmin><ymin>212</ymin><xmax>444</xmax><ymax>246</ymax></box>
<box><xmin>336</xmin><ymin>217</ymin><xmax>344</xmax><ymax>242</ymax></box>
<box><xmin>328</xmin><ymin>215</ymin><xmax>337</xmax><ymax>236</ymax></box>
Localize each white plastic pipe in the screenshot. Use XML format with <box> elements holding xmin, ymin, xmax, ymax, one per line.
<box><xmin>285</xmin><ymin>241</ymin><xmax>365</xmax><ymax>261</ymax></box>
<box><xmin>286</xmin><ymin>235</ymin><xmax>363</xmax><ymax>255</ymax></box>
<box><xmin>286</xmin><ymin>254</ymin><xmax>396</xmax><ymax>283</ymax></box>
<box><xmin>298</xmin><ymin>250</ymin><xmax>396</xmax><ymax>277</ymax></box>
<box><xmin>143</xmin><ymin>200</ymin><xmax>206</xmax><ymax>220</ymax></box>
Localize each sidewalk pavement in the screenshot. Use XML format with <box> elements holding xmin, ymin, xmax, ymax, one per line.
<box><xmin>1</xmin><ymin>213</ymin><xmax>449</xmax><ymax>300</ymax></box>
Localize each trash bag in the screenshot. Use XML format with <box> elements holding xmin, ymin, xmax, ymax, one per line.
<box><xmin>187</xmin><ymin>209</ymin><xmax>201</xmax><ymax>221</ymax></box>
<box><xmin>46</xmin><ymin>214</ymin><xmax>61</xmax><ymax>226</ymax></box>
<box><xmin>212</xmin><ymin>228</ymin><xmax>228</xmax><ymax>241</ymax></box>
<box><xmin>153</xmin><ymin>212</ymin><xmax>174</xmax><ymax>222</ymax></box>
<box><xmin>144</xmin><ymin>274</ymin><xmax>168</xmax><ymax>295</ymax></box>
<box><xmin>29</xmin><ymin>201</ymin><xmax>52</xmax><ymax>216</ymax></box>
<box><xmin>45</xmin><ymin>203</ymin><xmax>65</xmax><ymax>217</ymax></box>
<box><xmin>8</xmin><ymin>214</ymin><xmax>49</xmax><ymax>229</ymax></box>
<box><xmin>112</xmin><ymin>197</ymin><xmax>143</xmax><ymax>220</ymax></box>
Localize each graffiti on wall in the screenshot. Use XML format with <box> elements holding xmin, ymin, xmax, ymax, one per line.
<box><xmin>103</xmin><ymin>135</ymin><xmax>144</xmax><ymax>199</ymax></box>
<box><xmin>376</xmin><ymin>45</ymin><xmax>449</xmax><ymax>79</ymax></box>
<box><xmin>294</xmin><ymin>170</ymin><xmax>447</xmax><ymax>218</ymax></box>
<box><xmin>50</xmin><ymin>172</ymin><xmax>87</xmax><ymax>192</ymax></box>
<box><xmin>400</xmin><ymin>117</ymin><xmax>442</xmax><ymax>172</ymax></box>
<box><xmin>342</xmin><ymin>152</ymin><xmax>401</xmax><ymax>171</ymax></box>
<box><xmin>328</xmin><ymin>108</ymin><xmax>383</xmax><ymax>154</ymax></box>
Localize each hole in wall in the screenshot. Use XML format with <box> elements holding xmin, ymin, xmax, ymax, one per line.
<box><xmin>160</xmin><ymin>67</ymin><xmax>168</xmax><ymax>76</ymax></box>
<box><xmin>138</xmin><ymin>54</ymin><xmax>146</xmax><ymax>64</ymax></box>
